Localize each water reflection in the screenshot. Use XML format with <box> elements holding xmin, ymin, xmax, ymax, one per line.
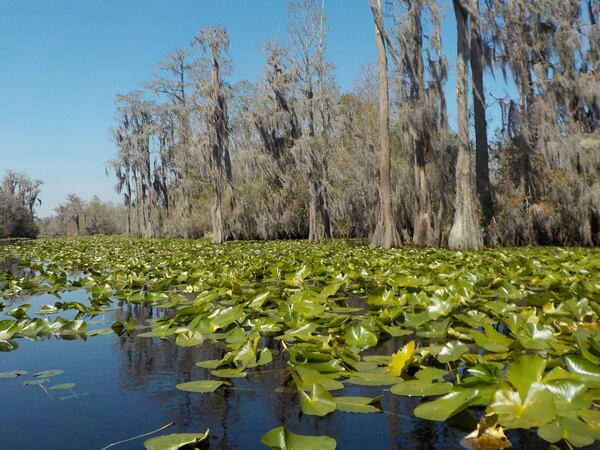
<box><xmin>0</xmin><ymin>291</ymin><xmax>555</xmax><ymax>449</ymax></box>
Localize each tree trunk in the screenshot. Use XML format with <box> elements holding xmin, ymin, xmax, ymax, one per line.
<box><xmin>126</xmin><ymin>203</ymin><xmax>131</xmax><ymax>237</ymax></box>
<box><xmin>212</xmin><ymin>188</ymin><xmax>224</xmax><ymax>244</ymax></box>
<box><xmin>369</xmin><ymin>0</ymin><xmax>401</xmax><ymax>249</ymax></box>
<box><xmin>448</xmin><ymin>0</ymin><xmax>482</xmax><ymax>250</ymax></box>
<box><xmin>469</xmin><ymin>0</ymin><xmax>494</xmax><ymax>234</ymax></box>
<box><xmin>308</xmin><ymin>179</ymin><xmax>332</xmax><ymax>243</ymax></box>
<box><xmin>413</xmin><ymin>138</ymin><xmax>434</xmax><ymax>247</ymax></box>
<box><xmin>411</xmin><ymin>8</ymin><xmax>434</xmax><ymax>248</ymax></box>
<box><xmin>126</xmin><ymin>178</ymin><xmax>132</xmax><ymax>237</ymax></box>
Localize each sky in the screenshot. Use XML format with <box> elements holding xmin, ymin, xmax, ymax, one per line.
<box><xmin>0</xmin><ymin>0</ymin><xmax>505</xmax><ymax>217</ymax></box>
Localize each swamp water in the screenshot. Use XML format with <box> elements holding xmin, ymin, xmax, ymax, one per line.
<box><xmin>0</xmin><ymin>290</ymin><xmax>550</xmax><ymax>449</ymax></box>
<box><xmin>2</xmin><ymin>238</ymin><xmax>599</xmax><ymax>449</ymax></box>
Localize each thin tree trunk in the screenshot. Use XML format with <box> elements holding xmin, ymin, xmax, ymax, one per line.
<box><xmin>470</xmin><ymin>0</ymin><xmax>493</xmax><ymax>234</ymax></box>
<box><xmin>126</xmin><ymin>175</ymin><xmax>132</xmax><ymax>237</ymax></box>
<box><xmin>126</xmin><ymin>203</ymin><xmax>131</xmax><ymax>237</ymax></box>
<box><xmin>369</xmin><ymin>0</ymin><xmax>400</xmax><ymax>249</ymax></box>
<box><xmin>448</xmin><ymin>0</ymin><xmax>482</xmax><ymax>250</ymax></box>
<box><xmin>212</xmin><ymin>187</ymin><xmax>224</xmax><ymax>244</ymax></box>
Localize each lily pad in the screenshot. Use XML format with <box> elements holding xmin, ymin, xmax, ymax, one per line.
<box><xmin>209</xmin><ymin>368</ymin><xmax>247</xmax><ymax>378</ymax></box>
<box><xmin>49</xmin><ymin>383</ymin><xmax>76</xmax><ymax>390</ymax></box>
<box><xmin>333</xmin><ymin>395</ymin><xmax>382</xmax><ymax>413</ymax></box>
<box><xmin>144</xmin><ymin>430</ymin><xmax>209</xmax><ymax>450</ymax></box>
<box><xmin>0</xmin><ymin>370</ymin><xmax>27</xmax><ymax>379</ymax></box>
<box><xmin>487</xmin><ymin>382</ymin><xmax>556</xmax><ymax>429</ymax></box>
<box><xmin>260</xmin><ymin>426</ymin><xmax>336</xmax><ymax>450</ymax></box>
<box><xmin>176</xmin><ymin>380</ymin><xmax>229</xmax><ymax>393</ymax></box>
<box><xmin>391</xmin><ymin>380</ymin><xmax>453</xmax><ymax>397</ymax></box>
<box><xmin>298</xmin><ymin>383</ymin><xmax>336</xmax><ymax>416</ymax></box>
<box><xmin>436</xmin><ymin>340</ymin><xmax>469</xmax><ymax>363</ymax></box>
<box><xmin>414</xmin><ymin>389</ymin><xmax>479</xmax><ymax>422</ymax></box>
<box><xmin>34</xmin><ymin>369</ymin><xmax>64</xmax><ymax>378</ymax></box>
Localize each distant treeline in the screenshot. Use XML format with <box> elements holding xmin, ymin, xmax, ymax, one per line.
<box><xmin>107</xmin><ymin>0</ymin><xmax>600</xmax><ymax>247</ymax></box>
<box><xmin>39</xmin><ymin>194</ymin><xmax>126</xmax><ymax>237</ymax></box>
<box><xmin>0</xmin><ymin>171</ymin><xmax>125</xmax><ymax>239</ymax></box>
<box><xmin>0</xmin><ymin>171</ymin><xmax>42</xmax><ymax>238</ymax></box>
<box><xmin>4</xmin><ymin>1</ymin><xmax>599</xmax><ymax>247</ymax></box>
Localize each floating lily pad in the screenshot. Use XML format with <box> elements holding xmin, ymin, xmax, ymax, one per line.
<box><xmin>261</xmin><ymin>426</ymin><xmax>336</xmax><ymax>450</ymax></box>
<box><xmin>334</xmin><ymin>395</ymin><xmax>382</xmax><ymax>413</ymax></box>
<box><xmin>391</xmin><ymin>380</ymin><xmax>453</xmax><ymax>397</ymax></box>
<box><xmin>298</xmin><ymin>383</ymin><xmax>336</xmax><ymax>416</ymax></box>
<box><xmin>86</xmin><ymin>328</ymin><xmax>113</xmax><ymax>336</ymax></box>
<box><xmin>176</xmin><ymin>380</ymin><xmax>229</xmax><ymax>393</ymax></box>
<box><xmin>49</xmin><ymin>383</ymin><xmax>76</xmax><ymax>390</ymax></box>
<box><xmin>414</xmin><ymin>389</ymin><xmax>479</xmax><ymax>422</ymax></box>
<box><xmin>144</xmin><ymin>430</ymin><xmax>209</xmax><ymax>450</ymax></box>
<box><xmin>0</xmin><ymin>370</ymin><xmax>27</xmax><ymax>379</ymax></box>
<box><xmin>34</xmin><ymin>369</ymin><xmax>64</xmax><ymax>378</ymax></box>
<box><xmin>210</xmin><ymin>368</ymin><xmax>247</xmax><ymax>378</ymax></box>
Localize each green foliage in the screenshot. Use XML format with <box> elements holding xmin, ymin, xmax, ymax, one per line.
<box><xmin>260</xmin><ymin>426</ymin><xmax>336</xmax><ymax>450</ymax></box>
<box><xmin>1</xmin><ymin>237</ymin><xmax>600</xmax><ymax>448</ymax></box>
<box><xmin>144</xmin><ymin>430</ymin><xmax>209</xmax><ymax>450</ymax></box>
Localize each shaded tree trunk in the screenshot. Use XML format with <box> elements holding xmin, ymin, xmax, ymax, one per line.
<box><xmin>413</xmin><ymin>137</ymin><xmax>434</xmax><ymax>247</ymax></box>
<box><xmin>308</xmin><ymin>180</ymin><xmax>332</xmax><ymax>242</ymax></box>
<box><xmin>411</xmin><ymin>7</ymin><xmax>434</xmax><ymax>247</ymax></box>
<box><xmin>469</xmin><ymin>0</ymin><xmax>493</xmax><ymax>235</ymax></box>
<box><xmin>448</xmin><ymin>0</ymin><xmax>482</xmax><ymax>250</ymax></box>
<box><xmin>212</xmin><ymin>188</ymin><xmax>224</xmax><ymax>244</ymax></box>
<box><xmin>369</xmin><ymin>0</ymin><xmax>401</xmax><ymax>249</ymax></box>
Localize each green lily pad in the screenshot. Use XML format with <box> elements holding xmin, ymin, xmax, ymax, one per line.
<box><xmin>436</xmin><ymin>340</ymin><xmax>469</xmax><ymax>363</ymax></box>
<box><xmin>507</xmin><ymin>354</ymin><xmax>546</xmax><ymax>398</ymax></box>
<box><xmin>298</xmin><ymin>383</ymin><xmax>336</xmax><ymax>416</ymax></box>
<box><xmin>487</xmin><ymin>382</ymin><xmax>556</xmax><ymax>428</ymax></box>
<box><xmin>260</xmin><ymin>426</ymin><xmax>336</xmax><ymax>450</ymax></box>
<box><xmin>49</xmin><ymin>383</ymin><xmax>76</xmax><ymax>390</ymax></box>
<box><xmin>24</xmin><ymin>378</ymin><xmax>48</xmax><ymax>386</ymax></box>
<box><xmin>344</xmin><ymin>324</ymin><xmax>378</xmax><ymax>351</ymax></box>
<box><xmin>0</xmin><ymin>370</ymin><xmax>27</xmax><ymax>378</ymax></box>
<box><xmin>292</xmin><ymin>365</ymin><xmax>344</xmax><ymax>391</ymax></box>
<box><xmin>86</xmin><ymin>328</ymin><xmax>113</xmax><ymax>336</ymax></box>
<box><xmin>175</xmin><ymin>330</ymin><xmax>203</xmax><ymax>347</ymax></box>
<box><xmin>176</xmin><ymin>380</ymin><xmax>229</xmax><ymax>393</ymax></box>
<box><xmin>414</xmin><ymin>389</ymin><xmax>479</xmax><ymax>421</ymax></box>
<box><xmin>346</xmin><ymin>371</ymin><xmax>400</xmax><ymax>386</ymax></box>
<box><xmin>538</xmin><ymin>414</ymin><xmax>599</xmax><ymax>448</ymax></box>
<box><xmin>210</xmin><ymin>368</ymin><xmax>247</xmax><ymax>378</ymax></box>
<box><xmin>34</xmin><ymin>369</ymin><xmax>64</xmax><ymax>378</ymax></box>
<box><xmin>390</xmin><ymin>380</ymin><xmax>453</xmax><ymax>397</ymax></box>
<box><xmin>333</xmin><ymin>395</ymin><xmax>382</xmax><ymax>413</ymax></box>
<box><xmin>565</xmin><ymin>354</ymin><xmax>600</xmax><ymax>388</ymax></box>
<box><xmin>470</xmin><ymin>324</ymin><xmax>513</xmax><ymax>353</ymax></box>
<box><xmin>195</xmin><ymin>359</ymin><xmax>224</xmax><ymax>369</ymax></box>
<box><xmin>144</xmin><ymin>430</ymin><xmax>209</xmax><ymax>450</ymax></box>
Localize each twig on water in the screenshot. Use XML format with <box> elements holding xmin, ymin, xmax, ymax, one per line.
<box><xmin>100</xmin><ymin>421</ymin><xmax>176</xmax><ymax>450</ymax></box>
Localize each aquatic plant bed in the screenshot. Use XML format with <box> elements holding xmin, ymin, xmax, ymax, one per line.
<box><xmin>1</xmin><ymin>237</ymin><xmax>599</xmax><ymax>449</ymax></box>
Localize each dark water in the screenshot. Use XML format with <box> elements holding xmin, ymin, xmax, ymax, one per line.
<box><xmin>0</xmin><ymin>291</ymin><xmax>552</xmax><ymax>450</ymax></box>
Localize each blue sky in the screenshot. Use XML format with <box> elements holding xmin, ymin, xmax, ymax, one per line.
<box><xmin>0</xmin><ymin>0</ymin><xmax>504</xmax><ymax>217</ymax></box>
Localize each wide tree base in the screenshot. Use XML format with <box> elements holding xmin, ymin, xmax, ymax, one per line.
<box><xmin>370</xmin><ymin>222</ymin><xmax>401</xmax><ymax>250</ymax></box>
<box><xmin>448</xmin><ymin>208</ymin><xmax>482</xmax><ymax>250</ymax></box>
<box><xmin>413</xmin><ymin>213</ymin><xmax>435</xmax><ymax>247</ymax></box>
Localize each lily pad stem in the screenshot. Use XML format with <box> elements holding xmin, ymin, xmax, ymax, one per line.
<box><xmin>100</xmin><ymin>421</ymin><xmax>175</xmax><ymax>450</ymax></box>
